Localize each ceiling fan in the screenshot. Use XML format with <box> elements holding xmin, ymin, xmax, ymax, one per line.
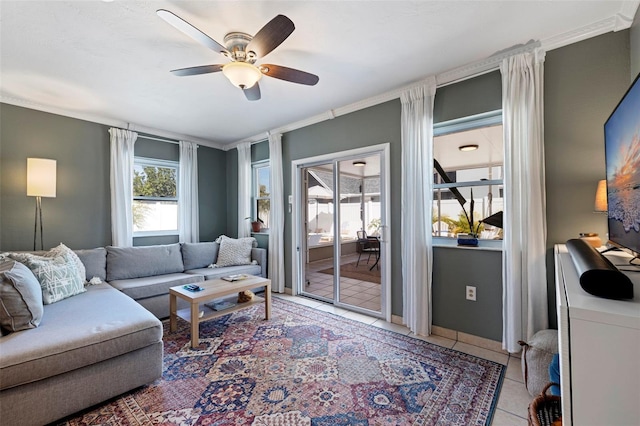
<box><xmin>157</xmin><ymin>10</ymin><xmax>319</xmax><ymax>101</ymax></box>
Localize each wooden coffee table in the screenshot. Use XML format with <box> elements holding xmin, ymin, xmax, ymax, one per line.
<box><xmin>169</xmin><ymin>275</ymin><xmax>271</xmax><ymax>348</ymax></box>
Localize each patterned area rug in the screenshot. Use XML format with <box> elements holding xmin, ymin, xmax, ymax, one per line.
<box><xmin>61</xmin><ymin>298</ymin><xmax>504</xmax><ymax>425</ymax></box>
<box><xmin>318</xmin><ymin>262</ymin><xmax>381</xmax><ymax>284</ymax></box>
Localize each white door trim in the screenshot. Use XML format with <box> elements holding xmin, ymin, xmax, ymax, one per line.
<box><xmin>291</xmin><ymin>143</ymin><xmax>391</xmax><ymax>322</ymax></box>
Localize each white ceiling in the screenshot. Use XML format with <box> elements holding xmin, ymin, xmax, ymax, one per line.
<box><xmin>1</xmin><ymin>1</ymin><xmax>637</xmax><ymax>149</ymax></box>
<box><xmin>434</xmin><ymin>124</ymin><xmax>503</xmax><ymax>171</ymax></box>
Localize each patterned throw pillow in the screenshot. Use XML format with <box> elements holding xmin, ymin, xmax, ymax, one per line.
<box><xmin>6</xmin><ymin>244</ymin><xmax>86</xmax><ymax>304</ymax></box>
<box><xmin>214</xmin><ymin>236</ymin><xmax>255</xmax><ymax>267</ymax></box>
<box><xmin>51</xmin><ymin>243</ymin><xmax>86</xmax><ymax>283</ymax></box>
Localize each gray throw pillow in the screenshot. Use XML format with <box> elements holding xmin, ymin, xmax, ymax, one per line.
<box><xmin>106</xmin><ymin>243</ymin><xmax>184</xmax><ymax>281</ymax></box>
<box><xmin>74</xmin><ymin>247</ymin><xmax>107</xmax><ymax>282</ymax></box>
<box><xmin>0</xmin><ymin>259</ymin><xmax>44</xmax><ymax>334</ymax></box>
<box><xmin>181</xmin><ymin>242</ymin><xmax>219</xmax><ymax>270</ymax></box>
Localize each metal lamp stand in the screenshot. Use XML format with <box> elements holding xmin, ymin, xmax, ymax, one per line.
<box><xmin>33</xmin><ymin>196</ymin><xmax>44</xmax><ymax>251</ymax></box>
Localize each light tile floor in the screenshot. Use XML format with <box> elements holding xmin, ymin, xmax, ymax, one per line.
<box><xmin>274</xmin><ymin>293</ymin><xmax>531</xmax><ymax>425</ymax></box>
<box><xmin>302</xmin><ymin>253</ymin><xmax>381</xmax><ymax>312</ymax></box>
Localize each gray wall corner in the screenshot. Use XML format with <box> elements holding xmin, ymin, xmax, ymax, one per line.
<box><xmin>631</xmin><ymin>6</ymin><xmax>640</xmax><ymax>80</ymax></box>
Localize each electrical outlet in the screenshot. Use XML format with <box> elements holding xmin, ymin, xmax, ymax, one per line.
<box><xmin>466</xmin><ymin>286</ymin><xmax>476</xmax><ymax>301</ymax></box>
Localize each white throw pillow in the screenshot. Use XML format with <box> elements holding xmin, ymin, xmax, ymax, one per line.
<box><xmin>214</xmin><ymin>237</ymin><xmax>255</xmax><ymax>267</ymax></box>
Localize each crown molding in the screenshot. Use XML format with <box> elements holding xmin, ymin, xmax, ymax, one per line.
<box><xmin>541</xmin><ymin>3</ymin><xmax>638</xmax><ymax>51</ymax></box>
<box><xmin>0</xmin><ymin>94</ymin><xmax>225</xmax><ymax>150</ymax></box>
<box><xmin>619</xmin><ymin>1</ymin><xmax>640</xmax><ymax>22</ymax></box>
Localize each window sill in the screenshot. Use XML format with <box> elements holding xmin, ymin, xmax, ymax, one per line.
<box><xmin>133</xmin><ymin>231</ymin><xmax>179</xmax><ymax>238</ymax></box>
<box><xmin>432</xmin><ymin>237</ymin><xmax>503</xmax><ymax>251</ymax></box>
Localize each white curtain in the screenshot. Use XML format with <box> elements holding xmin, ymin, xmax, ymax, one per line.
<box><xmin>109</xmin><ymin>127</ymin><xmax>137</xmax><ymax>247</ymax></box>
<box><xmin>501</xmin><ymin>47</ymin><xmax>548</xmax><ymax>353</ymax></box>
<box><xmin>237</xmin><ymin>142</ymin><xmax>252</xmax><ymax>238</ymax></box>
<box><xmin>179</xmin><ymin>141</ymin><xmax>199</xmax><ymax>243</ymax></box>
<box><xmin>268</xmin><ymin>133</ymin><xmax>285</xmax><ymax>293</ymax></box>
<box><xmin>400</xmin><ymin>79</ymin><xmax>436</xmax><ymax>336</ymax></box>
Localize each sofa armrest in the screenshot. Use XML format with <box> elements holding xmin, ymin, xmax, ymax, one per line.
<box><xmin>251</xmin><ymin>248</ymin><xmax>267</xmax><ymax>278</ymax></box>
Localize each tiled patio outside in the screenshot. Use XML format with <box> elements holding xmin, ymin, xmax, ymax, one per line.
<box><xmin>302</xmin><ymin>252</ymin><xmax>381</xmax><ymax>313</ymax></box>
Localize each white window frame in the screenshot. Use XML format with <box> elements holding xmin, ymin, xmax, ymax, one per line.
<box><xmin>252</xmin><ymin>160</ymin><xmax>271</xmax><ymax>233</ymax></box>
<box><xmin>133</xmin><ymin>156</ymin><xmax>179</xmax><ymax>237</ymax></box>
<box><xmin>433</xmin><ymin>110</ymin><xmax>504</xmax><ymax>246</ymax></box>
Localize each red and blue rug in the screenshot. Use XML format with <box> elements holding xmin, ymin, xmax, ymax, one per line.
<box><xmin>62</xmin><ymin>297</ymin><xmax>504</xmax><ymax>425</ymax></box>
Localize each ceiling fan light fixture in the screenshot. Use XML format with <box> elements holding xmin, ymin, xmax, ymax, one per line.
<box><xmin>459</xmin><ymin>144</ymin><xmax>479</xmax><ymax>152</ymax></box>
<box><xmin>222</xmin><ymin>62</ymin><xmax>262</xmax><ymax>89</ymax></box>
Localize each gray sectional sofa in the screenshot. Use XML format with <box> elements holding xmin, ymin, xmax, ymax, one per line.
<box><xmin>102</xmin><ymin>242</ymin><xmax>266</xmax><ymax>319</ymax></box>
<box><xmin>0</xmin><ymin>241</ymin><xmax>267</xmax><ymax>426</ymax></box>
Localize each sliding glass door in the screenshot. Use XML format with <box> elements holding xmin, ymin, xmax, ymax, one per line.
<box><xmin>296</xmin><ymin>148</ymin><xmax>388</xmax><ymax>318</ymax></box>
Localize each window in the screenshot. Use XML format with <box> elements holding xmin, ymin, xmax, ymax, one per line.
<box><xmin>432</xmin><ymin>111</ymin><xmax>503</xmax><ymax>240</ymax></box>
<box><xmin>253</xmin><ymin>161</ymin><xmax>270</xmax><ymax>231</ymax></box>
<box><xmin>133</xmin><ymin>157</ymin><xmax>178</xmax><ymax>235</ymax></box>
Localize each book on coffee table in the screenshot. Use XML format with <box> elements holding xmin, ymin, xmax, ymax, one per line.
<box><xmin>205</xmin><ymin>300</ymin><xmax>236</xmax><ymax>311</ymax></box>
<box><xmin>221</xmin><ymin>274</ymin><xmax>249</xmax><ymax>282</ymax></box>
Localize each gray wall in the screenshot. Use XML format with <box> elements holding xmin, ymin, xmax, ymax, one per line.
<box><xmin>544</xmin><ymin>30</ymin><xmax>630</xmax><ymax>327</ymax></box>
<box><xmin>199</xmin><ymin>143</ymin><xmax>229</xmax><ymax>242</ymax></box>
<box><xmin>1</xmin><ymin>104</ymin><xmax>111</xmax><ymax>250</ymax></box>
<box><xmin>0</xmin><ymin>103</ymin><xmax>228</xmax><ymax>250</ymax></box>
<box><xmin>632</xmin><ymin>7</ymin><xmax>640</xmax><ymax>79</ymax></box>
<box><xmin>432</xmin><ymin>247</ymin><xmax>503</xmax><ymax>341</ymax></box>
<box><xmin>434</xmin><ymin>71</ymin><xmax>502</xmax><ymax>122</ymax></box>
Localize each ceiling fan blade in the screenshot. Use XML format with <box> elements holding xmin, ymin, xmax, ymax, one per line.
<box><xmin>157</xmin><ymin>9</ymin><xmax>227</xmax><ymax>55</ymax></box>
<box><xmin>170</xmin><ymin>64</ymin><xmax>224</xmax><ymax>77</ymax></box>
<box><xmin>243</xmin><ymin>83</ymin><xmax>261</xmax><ymax>101</ymax></box>
<box><xmin>260</xmin><ymin>64</ymin><xmax>319</xmax><ymax>86</ymax></box>
<box><xmin>246</xmin><ymin>15</ymin><xmax>295</xmax><ymax>59</ymax></box>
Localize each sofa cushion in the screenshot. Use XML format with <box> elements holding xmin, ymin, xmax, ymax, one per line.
<box><xmin>0</xmin><ymin>283</ymin><xmax>162</xmax><ymax>391</ymax></box>
<box><xmin>181</xmin><ymin>242</ymin><xmax>219</xmax><ymax>270</ymax></box>
<box><xmin>214</xmin><ymin>237</ymin><xmax>255</xmax><ymax>267</ymax></box>
<box><xmin>74</xmin><ymin>247</ymin><xmax>107</xmax><ymax>282</ymax></box>
<box><xmin>185</xmin><ymin>264</ymin><xmax>262</xmax><ymax>281</ymax></box>
<box><xmin>0</xmin><ymin>260</ymin><xmax>44</xmax><ymax>334</ymax></box>
<box><xmin>106</xmin><ymin>244</ymin><xmax>184</xmax><ymax>281</ymax></box>
<box><xmin>6</xmin><ymin>245</ymin><xmax>86</xmax><ymax>304</ymax></box>
<box><xmin>109</xmin><ymin>273</ymin><xmax>203</xmax><ymax>300</ymax></box>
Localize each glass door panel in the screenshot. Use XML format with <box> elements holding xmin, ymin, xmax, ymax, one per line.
<box><xmin>338</xmin><ymin>157</ymin><xmax>382</xmax><ymax>314</ymax></box>
<box><xmin>302</xmin><ymin>165</ymin><xmax>335</xmax><ymax>302</ymax></box>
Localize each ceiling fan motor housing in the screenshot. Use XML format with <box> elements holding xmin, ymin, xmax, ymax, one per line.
<box><xmin>224</xmin><ymin>32</ymin><xmax>256</xmax><ymax>62</ymax></box>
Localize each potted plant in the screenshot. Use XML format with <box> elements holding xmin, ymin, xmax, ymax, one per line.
<box><xmin>245</xmin><ymin>217</ymin><xmax>264</xmax><ymax>233</ymax></box>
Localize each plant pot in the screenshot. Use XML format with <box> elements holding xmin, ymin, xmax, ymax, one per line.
<box><xmin>457</xmin><ymin>233</ymin><xmax>478</xmax><ymax>247</ymax></box>
<box><xmin>251</xmin><ymin>221</ymin><xmax>262</xmax><ymax>233</ymax></box>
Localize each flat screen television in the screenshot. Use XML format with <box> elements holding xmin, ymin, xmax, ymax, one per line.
<box><xmin>604</xmin><ymin>72</ymin><xmax>640</xmax><ymax>257</ymax></box>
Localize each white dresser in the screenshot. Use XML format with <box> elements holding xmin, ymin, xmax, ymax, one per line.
<box><xmin>555</xmin><ymin>244</ymin><xmax>640</xmax><ymax>426</ymax></box>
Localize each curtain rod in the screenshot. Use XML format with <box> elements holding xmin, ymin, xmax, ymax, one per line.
<box><xmin>137</xmin><ymin>134</ymin><xmax>179</xmax><ymax>145</ymax></box>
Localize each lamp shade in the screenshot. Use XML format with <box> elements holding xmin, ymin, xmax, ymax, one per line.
<box><xmin>27</xmin><ymin>158</ymin><xmax>57</xmax><ymax>197</ymax></box>
<box><xmin>222</xmin><ymin>62</ymin><xmax>262</xmax><ymax>89</ymax></box>
<box><xmin>594</xmin><ymin>179</ymin><xmax>607</xmax><ymax>212</ymax></box>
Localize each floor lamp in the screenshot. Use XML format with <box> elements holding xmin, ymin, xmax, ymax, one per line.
<box><xmin>27</xmin><ymin>158</ymin><xmax>57</xmax><ymax>251</ymax></box>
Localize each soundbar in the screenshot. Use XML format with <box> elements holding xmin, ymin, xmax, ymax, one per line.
<box><xmin>566</xmin><ymin>238</ymin><xmax>634</xmax><ymax>300</ymax></box>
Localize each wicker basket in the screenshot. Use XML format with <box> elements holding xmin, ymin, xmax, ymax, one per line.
<box><xmin>528</xmin><ymin>383</ymin><xmax>562</xmax><ymax>426</ymax></box>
